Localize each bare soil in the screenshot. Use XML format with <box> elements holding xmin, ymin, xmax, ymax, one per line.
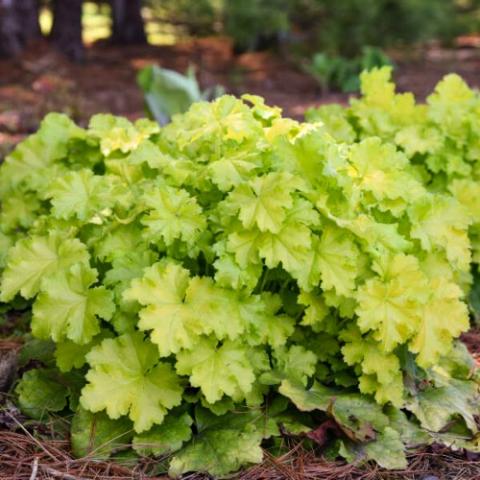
<box><xmin>1</xmin><ymin>38</ymin><xmax>480</xmax><ymax>155</ymax></box>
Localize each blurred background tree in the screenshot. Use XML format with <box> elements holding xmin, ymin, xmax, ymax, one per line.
<box><xmin>288</xmin><ymin>0</ymin><xmax>459</xmax><ymax>57</ymax></box>
<box><xmin>111</xmin><ymin>0</ymin><xmax>146</xmax><ymax>44</ymax></box>
<box><xmin>1</xmin><ymin>0</ymin><xmax>480</xmax><ymax>60</ymax></box>
<box><xmin>0</xmin><ymin>0</ymin><xmax>42</xmax><ymax>57</ymax></box>
<box><xmin>223</xmin><ymin>0</ymin><xmax>290</xmax><ymax>53</ymax></box>
<box><xmin>0</xmin><ymin>0</ymin><xmax>146</xmax><ymax>60</ymax></box>
<box><xmin>50</xmin><ymin>0</ymin><xmax>84</xmax><ymax>61</ymax></box>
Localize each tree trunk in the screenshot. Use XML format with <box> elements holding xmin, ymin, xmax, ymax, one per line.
<box><xmin>17</xmin><ymin>0</ymin><xmax>42</xmax><ymax>45</ymax></box>
<box><xmin>50</xmin><ymin>0</ymin><xmax>84</xmax><ymax>61</ymax></box>
<box><xmin>0</xmin><ymin>0</ymin><xmax>22</xmax><ymax>57</ymax></box>
<box><xmin>0</xmin><ymin>0</ymin><xmax>40</xmax><ymax>57</ymax></box>
<box><xmin>110</xmin><ymin>0</ymin><xmax>146</xmax><ymax>44</ymax></box>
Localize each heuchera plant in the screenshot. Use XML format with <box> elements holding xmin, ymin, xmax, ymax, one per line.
<box><xmin>306</xmin><ymin>67</ymin><xmax>480</xmax><ymax>273</ymax></box>
<box><xmin>1</xmin><ymin>94</ymin><xmax>479</xmax><ymax>476</ymax></box>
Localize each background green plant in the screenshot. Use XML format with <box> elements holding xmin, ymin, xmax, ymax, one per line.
<box><xmin>137</xmin><ymin>64</ymin><xmax>224</xmax><ymax>125</ymax></box>
<box><xmin>142</xmin><ymin>0</ymin><xmax>480</xmax><ymax>55</ymax></box>
<box><xmin>292</xmin><ymin>0</ymin><xmax>458</xmax><ymax>57</ymax></box>
<box><xmin>39</xmin><ymin>0</ymin><xmax>480</xmax><ymax>55</ymax></box>
<box><xmin>307</xmin><ymin>46</ymin><xmax>392</xmax><ymax>93</ymax></box>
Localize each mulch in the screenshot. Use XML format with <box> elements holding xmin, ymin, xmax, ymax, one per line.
<box><xmin>1</xmin><ymin>428</ymin><xmax>480</xmax><ymax>480</ymax></box>
<box><xmin>0</xmin><ymin>430</ymin><xmax>158</xmax><ymax>480</ymax></box>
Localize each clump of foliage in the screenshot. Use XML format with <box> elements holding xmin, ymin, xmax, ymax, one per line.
<box><xmin>306</xmin><ymin>68</ymin><xmax>480</xmax><ymax>277</ymax></box>
<box><xmin>307</xmin><ymin>46</ymin><xmax>392</xmax><ymax>93</ymax></box>
<box><xmin>1</xmin><ymin>94</ymin><xmax>479</xmax><ymax>476</ymax></box>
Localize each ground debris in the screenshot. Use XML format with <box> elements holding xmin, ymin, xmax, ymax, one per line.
<box><xmin>1</xmin><ymin>428</ymin><xmax>480</xmax><ymax>480</ymax></box>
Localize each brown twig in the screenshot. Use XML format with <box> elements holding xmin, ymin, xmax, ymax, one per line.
<box><xmin>38</xmin><ymin>465</ymin><xmax>89</xmax><ymax>480</ymax></box>
<box><xmin>28</xmin><ymin>457</ymin><xmax>38</xmax><ymax>480</ymax></box>
<box><xmin>4</xmin><ymin>411</ymin><xmax>59</xmax><ymax>462</ymax></box>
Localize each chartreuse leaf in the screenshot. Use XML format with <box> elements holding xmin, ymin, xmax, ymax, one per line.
<box><xmin>409</xmin><ymin>277</ymin><xmax>469</xmax><ymax>369</ymax></box>
<box><xmin>71</xmin><ymin>407</ymin><xmax>133</xmax><ymax>459</ymax></box>
<box><xmin>0</xmin><ymin>233</ymin><xmax>89</xmax><ymax>302</ymax></box>
<box><xmin>207</xmin><ymin>148</ymin><xmax>261</xmax><ymax>191</ymax></box>
<box><xmin>427</xmin><ymin>73</ymin><xmax>475</xmax><ymax>141</ymax></box>
<box><xmin>180</xmin><ymin>277</ymin><xmax>244</xmax><ymax>341</ymax></box>
<box><xmin>345</xmin><ymin>214</ymin><xmax>412</xmax><ymax>253</ymax></box>
<box><xmin>0</xmin><ymin>191</ymin><xmax>41</xmax><ymax>232</ymax></box>
<box><xmin>103</xmin><ymin>248</ymin><xmax>158</xmax><ymax>321</ymax></box>
<box><xmin>141</xmin><ymin>184</ymin><xmax>206</xmax><ymax>247</ymax></box>
<box><xmin>104</xmin><ymin>250</ymin><xmax>158</xmax><ymax>289</ymax></box>
<box><xmin>93</xmin><ymin>223</ymin><xmax>145</xmax><ymax>262</ymax></box>
<box><xmin>169</xmin><ymin>408</ymin><xmax>264</xmax><ymax>477</ymax></box>
<box><xmin>0</xmin><ymin>113</ymin><xmax>83</xmax><ymax>196</ymax></box>
<box><xmin>226</xmin><ymin>228</ymin><xmax>263</xmax><ymax>267</ymax></box>
<box><xmin>0</xmin><ymin>231</ymin><xmax>12</xmax><ymax>269</ymax></box>
<box><xmin>408</xmin><ymin>195</ymin><xmax>471</xmax><ymax>271</ymax></box>
<box><xmin>298</xmin><ymin>290</ymin><xmax>329</xmax><ymax>330</ymax></box>
<box><xmin>260</xmin><ymin>345</ymin><xmax>317</xmax><ymax>386</ymax></box>
<box><xmin>162</xmin><ymin>94</ymin><xmax>263</xmax><ymax>150</ymax></box>
<box><xmin>122</xmin><ymin>260</ymin><xmax>188</xmax><ymax>308</ymax></box>
<box><xmin>125</xmin><ymin>260</ymin><xmax>288</xmax><ymax>359</ymax></box>
<box><xmin>176</xmin><ymin>337</ymin><xmax>265</xmax><ymax>404</ymax></box>
<box><xmin>80</xmin><ymin>333</ymin><xmax>183</xmax><ymax>433</ymax></box>
<box><xmin>356</xmin><ymin>254</ymin><xmax>426</xmax><ymax>353</ymax></box>
<box><xmin>213</xmin><ymin>251</ymin><xmax>262</xmax><ymax>291</ymax></box>
<box><xmin>341</xmin><ymin>325</ymin><xmax>404</xmax><ymax>407</ymax></box>
<box><xmin>32</xmin><ymin>263</ymin><xmax>115</xmax><ymax>345</ymax></box>
<box><xmin>304</xmin><ymin>226</ymin><xmax>359</xmax><ymax>295</ymax></box>
<box><xmin>449</xmin><ymin>179</ymin><xmax>480</xmax><ymax>225</ymax></box>
<box><xmin>45</xmin><ymin>169</ymin><xmax>113</xmax><ymax>221</ymax></box>
<box><xmin>55</xmin><ymin>330</ymin><xmax>114</xmax><ymax>372</ymax></box>
<box><xmin>123</xmin><ymin>261</ymin><xmax>214</xmax><ymax>357</ymax></box>
<box><xmin>88</xmin><ymin>114</ymin><xmax>159</xmax><ymax>156</ymax></box>
<box><xmin>240</xmin><ymin>293</ymin><xmax>295</xmax><ymax>347</ymax></box>
<box><xmin>349</xmin><ymin>67</ymin><xmax>420</xmax><ymax>139</ymax></box>
<box><xmin>227</xmin><ymin>172</ymin><xmax>301</xmax><ymax>233</ymax></box>
<box><xmin>257</xmin><ymin>221</ymin><xmax>312</xmax><ymax>278</ymax></box>
<box><xmin>55</xmin><ymin>342</ymin><xmax>92</xmax><ymax>372</ymax></box>
<box><xmin>394</xmin><ymin>124</ymin><xmax>442</xmax><ymax>157</ymax></box>
<box><xmin>132</xmin><ymin>411</ymin><xmax>192</xmax><ymax>456</ymax></box>
<box><xmin>305</xmin><ymin>104</ymin><xmax>356</xmax><ymax>143</ymax></box>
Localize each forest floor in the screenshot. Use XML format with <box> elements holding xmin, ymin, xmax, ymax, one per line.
<box><xmin>1</xmin><ymin>37</ymin><xmax>480</xmax><ymax>155</ymax></box>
